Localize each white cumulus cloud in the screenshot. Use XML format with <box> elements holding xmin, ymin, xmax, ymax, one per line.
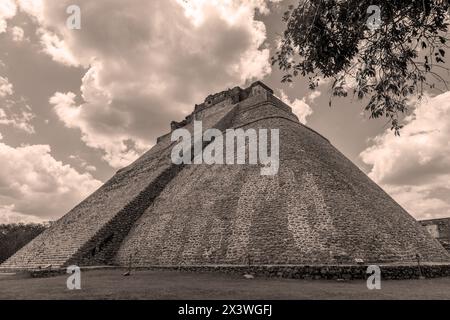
<box><xmin>0</xmin><ymin>107</ymin><xmax>35</xmax><ymax>134</ymax></box>
<box><xmin>20</xmin><ymin>0</ymin><xmax>277</xmax><ymax>168</ymax></box>
<box><xmin>0</xmin><ymin>142</ymin><xmax>102</xmax><ymax>223</ymax></box>
<box><xmin>0</xmin><ymin>0</ymin><xmax>16</xmax><ymax>34</ymax></box>
<box><xmin>0</xmin><ymin>77</ymin><xmax>35</xmax><ymax>133</ymax></box>
<box><xmin>10</xmin><ymin>26</ymin><xmax>24</xmax><ymax>42</ymax></box>
<box><xmin>278</xmin><ymin>89</ymin><xmax>313</xmax><ymax>124</ymax></box>
<box><xmin>0</xmin><ymin>76</ymin><xmax>13</xmax><ymax>97</ymax></box>
<box><xmin>360</xmin><ymin>92</ymin><xmax>450</xmax><ymax>220</ymax></box>
<box><xmin>0</xmin><ymin>205</ymin><xmax>44</xmax><ymax>224</ymax></box>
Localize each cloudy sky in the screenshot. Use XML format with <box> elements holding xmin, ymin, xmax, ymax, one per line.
<box><xmin>0</xmin><ymin>0</ymin><xmax>449</xmax><ymax>224</ymax></box>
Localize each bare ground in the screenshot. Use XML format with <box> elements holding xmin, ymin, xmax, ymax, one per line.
<box><xmin>0</xmin><ymin>269</ymin><xmax>450</xmax><ymax>300</ymax></box>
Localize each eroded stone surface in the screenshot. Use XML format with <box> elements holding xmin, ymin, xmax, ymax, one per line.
<box><xmin>2</xmin><ymin>81</ymin><xmax>449</xmax><ymax>270</ymax></box>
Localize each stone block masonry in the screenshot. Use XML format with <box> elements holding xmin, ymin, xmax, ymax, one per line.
<box><xmin>2</xmin><ymin>81</ymin><xmax>450</xmax><ymax>273</ymax></box>
<box><xmin>0</xmin><ymin>85</ymin><xmax>238</xmax><ymax>270</ymax></box>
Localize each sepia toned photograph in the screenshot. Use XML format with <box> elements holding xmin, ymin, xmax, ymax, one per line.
<box><xmin>0</xmin><ymin>0</ymin><xmax>450</xmax><ymax>315</ymax></box>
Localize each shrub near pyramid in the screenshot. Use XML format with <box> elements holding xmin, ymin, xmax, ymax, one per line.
<box><xmin>2</xmin><ymin>81</ymin><xmax>449</xmax><ymax>271</ymax></box>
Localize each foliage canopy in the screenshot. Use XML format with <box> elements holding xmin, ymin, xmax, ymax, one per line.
<box><xmin>272</xmin><ymin>0</ymin><xmax>450</xmax><ymax>134</ymax></box>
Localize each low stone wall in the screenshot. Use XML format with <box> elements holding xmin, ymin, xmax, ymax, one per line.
<box><xmin>17</xmin><ymin>264</ymin><xmax>450</xmax><ymax>280</ymax></box>
<box><xmin>136</xmin><ymin>264</ymin><xmax>450</xmax><ymax>280</ymax></box>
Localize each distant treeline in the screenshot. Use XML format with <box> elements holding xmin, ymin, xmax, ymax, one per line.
<box><xmin>0</xmin><ymin>223</ymin><xmax>49</xmax><ymax>264</ymax></box>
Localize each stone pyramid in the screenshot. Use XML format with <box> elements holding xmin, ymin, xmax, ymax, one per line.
<box><xmin>2</xmin><ymin>81</ymin><xmax>450</xmax><ymax>270</ymax></box>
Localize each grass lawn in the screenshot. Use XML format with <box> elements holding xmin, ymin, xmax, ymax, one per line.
<box><xmin>0</xmin><ymin>269</ymin><xmax>450</xmax><ymax>300</ymax></box>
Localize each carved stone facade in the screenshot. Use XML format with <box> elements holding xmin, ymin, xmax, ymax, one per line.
<box><xmin>420</xmin><ymin>218</ymin><xmax>450</xmax><ymax>252</ymax></box>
